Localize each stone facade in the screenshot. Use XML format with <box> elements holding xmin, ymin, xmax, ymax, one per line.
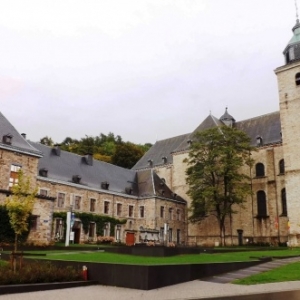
<box><xmin>149</xmin><ymin>143</ymin><xmax>288</xmax><ymax>246</ymax></box>
<box><xmin>0</xmin><ymin>147</ymin><xmax>54</xmax><ymax>245</ymax></box>
<box><xmin>37</xmin><ymin>177</ymin><xmax>186</xmax><ymax>245</ymax></box>
<box><xmin>275</xmin><ymin>62</ymin><xmax>300</xmax><ymax>246</ymax></box>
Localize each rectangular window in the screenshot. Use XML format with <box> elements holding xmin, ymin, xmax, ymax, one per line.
<box><xmin>57</xmin><ymin>192</ymin><xmax>65</xmax><ymax>208</ymax></box>
<box><xmin>39</xmin><ymin>188</ymin><xmax>48</xmax><ymax>196</ymax></box>
<box><xmin>160</xmin><ymin>227</ymin><xmax>164</xmax><ymax>242</ymax></box>
<box><xmin>140</xmin><ymin>206</ymin><xmax>145</xmax><ymax>218</ymax></box>
<box><xmin>104</xmin><ymin>201</ymin><xmax>109</xmax><ymax>214</ymax></box>
<box><xmin>116</xmin><ymin>203</ymin><xmax>122</xmax><ymax>216</ymax></box>
<box><xmin>30</xmin><ymin>215</ymin><xmax>39</xmax><ymax>231</ymax></box>
<box><xmin>169</xmin><ymin>208</ymin><xmax>173</xmax><ymax>220</ymax></box>
<box><xmin>89</xmin><ymin>222</ymin><xmax>95</xmax><ymax>238</ymax></box>
<box><xmin>169</xmin><ymin>228</ymin><xmax>173</xmax><ymax>242</ymax></box>
<box><xmin>90</xmin><ymin>198</ymin><xmax>96</xmax><ymax>212</ymax></box>
<box><xmin>9</xmin><ymin>165</ymin><xmax>21</xmax><ymax>188</ymax></box>
<box><xmin>74</xmin><ymin>195</ymin><xmax>81</xmax><ymax>210</ymax></box>
<box><xmin>128</xmin><ymin>205</ymin><xmax>134</xmax><ymax>217</ymax></box>
<box><xmin>177</xmin><ymin>209</ymin><xmax>181</xmax><ymax>221</ymax></box>
<box><xmin>160</xmin><ymin>206</ymin><xmax>165</xmax><ymax>218</ymax></box>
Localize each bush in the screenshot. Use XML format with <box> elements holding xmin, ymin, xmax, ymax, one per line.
<box><xmin>0</xmin><ymin>261</ymin><xmax>82</xmax><ymax>285</ymax></box>
<box><xmin>97</xmin><ymin>236</ymin><xmax>115</xmax><ymax>244</ymax></box>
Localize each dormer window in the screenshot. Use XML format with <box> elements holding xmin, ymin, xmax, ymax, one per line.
<box><xmin>256</xmin><ymin>136</ymin><xmax>263</xmax><ymax>147</ymax></box>
<box><xmin>162</xmin><ymin>156</ymin><xmax>167</xmax><ymax>164</ymax></box>
<box><xmin>84</xmin><ymin>153</ymin><xmax>93</xmax><ymax>166</ymax></box>
<box><xmin>296</xmin><ymin>73</ymin><xmax>300</xmax><ymax>86</ymax></box>
<box><xmin>72</xmin><ymin>175</ymin><xmax>81</xmax><ymax>184</ymax></box>
<box><xmin>2</xmin><ymin>134</ymin><xmax>13</xmax><ymax>145</ymax></box>
<box><xmin>39</xmin><ymin>168</ymin><xmax>48</xmax><ymax>177</ymax></box>
<box><xmin>148</xmin><ymin>159</ymin><xmax>153</xmax><ymax>167</ymax></box>
<box><xmin>101</xmin><ymin>181</ymin><xmax>109</xmax><ymax>190</ymax></box>
<box><xmin>53</xmin><ymin>144</ymin><xmax>61</xmax><ymax>156</ymax></box>
<box><xmin>187</xmin><ymin>139</ymin><xmax>193</xmax><ymax>145</ymax></box>
<box><xmin>125</xmin><ymin>187</ymin><xmax>132</xmax><ymax>195</ymax></box>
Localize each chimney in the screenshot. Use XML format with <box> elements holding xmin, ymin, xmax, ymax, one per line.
<box><xmin>21</xmin><ymin>133</ymin><xmax>26</xmax><ymax>139</ymax></box>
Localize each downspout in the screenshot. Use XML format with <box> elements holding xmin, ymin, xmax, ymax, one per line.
<box><xmin>272</xmin><ymin>148</ymin><xmax>281</xmax><ymax>244</ymax></box>
<box><xmin>249</xmin><ymin>153</ymin><xmax>255</xmax><ymax>241</ymax></box>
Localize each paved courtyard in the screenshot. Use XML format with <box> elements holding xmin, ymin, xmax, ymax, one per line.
<box><xmin>2</xmin><ymin>280</ymin><xmax>300</xmax><ymax>300</ymax></box>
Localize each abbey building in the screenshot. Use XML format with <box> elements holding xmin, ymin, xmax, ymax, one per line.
<box><xmin>1</xmin><ymin>19</ymin><xmax>300</xmax><ymax>246</ymax></box>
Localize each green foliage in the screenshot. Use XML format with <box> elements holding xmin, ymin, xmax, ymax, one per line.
<box><xmin>111</xmin><ymin>142</ymin><xmax>144</xmax><ymax>169</ymax></box>
<box><xmin>185</xmin><ymin>126</ymin><xmax>255</xmax><ymax>245</ymax></box>
<box><xmin>40</xmin><ymin>136</ymin><xmax>54</xmax><ymax>146</ymax></box>
<box><xmin>5</xmin><ymin>170</ymin><xmax>37</xmax><ymax>251</ymax></box>
<box><xmin>53</xmin><ymin>212</ymin><xmax>126</xmax><ymax>237</ymax></box>
<box><xmin>43</xmin><ymin>132</ymin><xmax>152</xmax><ymax>168</ymax></box>
<box><xmin>0</xmin><ymin>261</ymin><xmax>82</xmax><ymax>284</ymax></box>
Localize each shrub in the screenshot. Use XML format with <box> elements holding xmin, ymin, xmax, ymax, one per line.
<box><xmin>146</xmin><ymin>241</ymin><xmax>155</xmax><ymax>247</ymax></box>
<box><xmin>97</xmin><ymin>236</ymin><xmax>115</xmax><ymax>244</ymax></box>
<box><xmin>0</xmin><ymin>261</ymin><xmax>82</xmax><ymax>285</ymax></box>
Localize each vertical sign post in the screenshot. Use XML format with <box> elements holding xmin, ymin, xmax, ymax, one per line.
<box><xmin>65</xmin><ymin>211</ymin><xmax>71</xmax><ymax>247</ymax></box>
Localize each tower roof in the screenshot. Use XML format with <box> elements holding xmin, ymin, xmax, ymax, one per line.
<box><xmin>219</xmin><ymin>107</ymin><xmax>235</xmax><ymax>123</ymax></box>
<box><xmin>283</xmin><ymin>18</ymin><xmax>300</xmax><ymax>64</ymax></box>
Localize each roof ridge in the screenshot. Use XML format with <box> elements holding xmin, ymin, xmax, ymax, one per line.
<box><xmin>236</xmin><ymin>111</ymin><xmax>279</xmax><ymax>124</ymax></box>
<box><xmin>155</xmin><ymin>132</ymin><xmax>190</xmax><ymax>143</ymax></box>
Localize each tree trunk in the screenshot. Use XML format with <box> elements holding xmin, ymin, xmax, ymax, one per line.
<box><xmin>14</xmin><ymin>233</ymin><xmax>18</xmax><ymax>252</ymax></box>
<box><xmin>12</xmin><ymin>233</ymin><xmax>18</xmax><ymax>273</ymax></box>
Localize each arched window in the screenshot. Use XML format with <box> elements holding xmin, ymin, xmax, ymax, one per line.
<box><xmin>257</xmin><ymin>191</ymin><xmax>267</xmax><ymax>217</ymax></box>
<box><xmin>255</xmin><ymin>163</ymin><xmax>265</xmax><ymax>177</ymax></box>
<box><xmin>296</xmin><ymin>73</ymin><xmax>300</xmax><ymax>86</ymax></box>
<box><xmin>281</xmin><ymin>188</ymin><xmax>287</xmax><ymax>216</ymax></box>
<box><xmin>279</xmin><ymin>159</ymin><xmax>285</xmax><ymax>174</ymax></box>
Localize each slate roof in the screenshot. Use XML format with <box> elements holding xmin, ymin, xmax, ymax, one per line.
<box><xmin>137</xmin><ymin>169</ymin><xmax>186</xmax><ymax>204</ymax></box>
<box><xmin>132</xmin><ymin>133</ymin><xmax>189</xmax><ymax>170</ymax></box>
<box><xmin>235</xmin><ymin>111</ymin><xmax>281</xmax><ymax>146</ymax></box>
<box><xmin>30</xmin><ymin>141</ymin><xmax>185</xmax><ymax>203</ymax></box>
<box><xmin>0</xmin><ymin>112</ymin><xmax>42</xmax><ymax>157</ymax></box>
<box><xmin>133</xmin><ymin>111</ymin><xmax>282</xmax><ymax>170</ymax></box>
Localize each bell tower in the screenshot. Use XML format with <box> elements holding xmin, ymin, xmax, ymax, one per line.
<box><xmin>275</xmin><ymin>5</ymin><xmax>300</xmax><ymax>245</ymax></box>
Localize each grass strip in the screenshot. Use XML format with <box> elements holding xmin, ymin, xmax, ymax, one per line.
<box><xmin>234</xmin><ymin>261</ymin><xmax>300</xmax><ymax>285</ymax></box>
<box><xmin>26</xmin><ymin>249</ymin><xmax>300</xmax><ymax>265</ymax></box>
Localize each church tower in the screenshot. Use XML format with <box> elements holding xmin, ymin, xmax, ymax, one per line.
<box><xmin>275</xmin><ymin>12</ymin><xmax>300</xmax><ymax>245</ymax></box>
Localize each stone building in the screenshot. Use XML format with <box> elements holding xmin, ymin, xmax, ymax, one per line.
<box><xmin>0</xmin><ymin>111</ymin><xmax>186</xmax><ymax>245</ymax></box>
<box><xmin>134</xmin><ymin>19</ymin><xmax>300</xmax><ymax>247</ymax></box>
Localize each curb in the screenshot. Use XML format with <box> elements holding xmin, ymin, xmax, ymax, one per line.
<box><xmin>0</xmin><ymin>280</ymin><xmax>98</xmax><ymax>295</ymax></box>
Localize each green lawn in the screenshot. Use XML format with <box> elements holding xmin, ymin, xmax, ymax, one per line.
<box><xmin>234</xmin><ymin>261</ymin><xmax>300</xmax><ymax>285</ymax></box>
<box><xmin>25</xmin><ymin>249</ymin><xmax>300</xmax><ymax>265</ymax></box>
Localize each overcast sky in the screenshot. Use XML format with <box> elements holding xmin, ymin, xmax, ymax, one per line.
<box><xmin>0</xmin><ymin>0</ymin><xmax>297</xmax><ymax>144</ymax></box>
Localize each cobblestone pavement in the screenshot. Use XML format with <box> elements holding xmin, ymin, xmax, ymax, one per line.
<box><xmin>2</xmin><ymin>280</ymin><xmax>300</xmax><ymax>300</ymax></box>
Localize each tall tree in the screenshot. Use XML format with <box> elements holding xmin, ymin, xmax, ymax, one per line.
<box><xmin>112</xmin><ymin>142</ymin><xmax>144</xmax><ymax>169</ymax></box>
<box><xmin>185</xmin><ymin>126</ymin><xmax>254</xmax><ymax>246</ymax></box>
<box><xmin>5</xmin><ymin>170</ymin><xmax>37</xmax><ymax>252</ymax></box>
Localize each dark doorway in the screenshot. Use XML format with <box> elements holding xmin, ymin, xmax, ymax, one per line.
<box><xmin>72</xmin><ymin>221</ymin><xmax>81</xmax><ymax>244</ymax></box>
<box><xmin>237</xmin><ymin>229</ymin><xmax>243</xmax><ymax>246</ymax></box>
